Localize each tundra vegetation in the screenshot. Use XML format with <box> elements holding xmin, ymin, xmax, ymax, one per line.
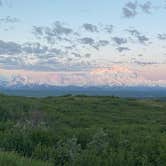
<box><xmin>0</xmin><ymin>94</ymin><xmax>166</xmax><ymax>165</ymax></box>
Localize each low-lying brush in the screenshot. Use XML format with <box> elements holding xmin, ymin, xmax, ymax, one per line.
<box><xmin>0</xmin><ymin>94</ymin><xmax>166</xmax><ymax>165</ymax></box>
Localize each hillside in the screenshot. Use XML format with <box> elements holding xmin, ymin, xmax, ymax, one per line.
<box><xmin>1</xmin><ymin>86</ymin><xmax>166</xmax><ymax>98</ymax></box>
<box><xmin>0</xmin><ymin>94</ymin><xmax>166</xmax><ymax>165</ymax></box>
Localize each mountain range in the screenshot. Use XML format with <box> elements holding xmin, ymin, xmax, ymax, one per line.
<box><xmin>0</xmin><ymin>75</ymin><xmax>166</xmax><ymax>98</ymax></box>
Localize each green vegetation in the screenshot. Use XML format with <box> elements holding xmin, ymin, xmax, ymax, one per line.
<box><xmin>0</xmin><ymin>94</ymin><xmax>166</xmax><ymax>165</ymax></box>
<box><xmin>0</xmin><ymin>151</ymin><xmax>52</xmax><ymax>166</ymax></box>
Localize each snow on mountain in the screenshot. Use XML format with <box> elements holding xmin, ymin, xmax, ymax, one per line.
<box><xmin>0</xmin><ymin>66</ymin><xmax>166</xmax><ymax>88</ymax></box>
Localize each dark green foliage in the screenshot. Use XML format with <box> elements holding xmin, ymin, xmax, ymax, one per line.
<box><xmin>0</xmin><ymin>151</ymin><xmax>52</xmax><ymax>166</ymax></box>
<box><xmin>0</xmin><ymin>94</ymin><xmax>166</xmax><ymax>165</ymax></box>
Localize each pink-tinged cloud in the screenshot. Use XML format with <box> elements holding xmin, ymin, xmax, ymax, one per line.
<box><xmin>0</xmin><ymin>64</ymin><xmax>166</xmax><ymax>87</ymax></box>
<box><xmin>90</xmin><ymin>66</ymin><xmax>131</xmax><ymax>75</ymax></box>
<box><xmin>139</xmin><ymin>65</ymin><xmax>166</xmax><ymax>81</ymax></box>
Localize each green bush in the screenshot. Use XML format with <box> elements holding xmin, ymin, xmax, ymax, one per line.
<box><xmin>0</xmin><ymin>151</ymin><xmax>52</xmax><ymax>166</ymax></box>
<box><xmin>0</xmin><ymin>94</ymin><xmax>166</xmax><ymax>165</ymax></box>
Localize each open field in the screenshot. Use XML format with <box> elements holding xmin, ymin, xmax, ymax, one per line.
<box><xmin>0</xmin><ymin>94</ymin><xmax>166</xmax><ymax>165</ymax></box>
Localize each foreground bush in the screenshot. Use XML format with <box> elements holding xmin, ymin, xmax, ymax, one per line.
<box><xmin>0</xmin><ymin>94</ymin><xmax>166</xmax><ymax>165</ymax></box>
<box><xmin>0</xmin><ymin>151</ymin><xmax>52</xmax><ymax>166</ymax></box>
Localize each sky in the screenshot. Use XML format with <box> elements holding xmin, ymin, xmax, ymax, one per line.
<box><xmin>0</xmin><ymin>0</ymin><xmax>166</xmax><ymax>86</ymax></box>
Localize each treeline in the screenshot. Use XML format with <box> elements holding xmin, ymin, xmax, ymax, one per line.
<box><xmin>0</xmin><ymin>94</ymin><xmax>166</xmax><ymax>165</ymax></box>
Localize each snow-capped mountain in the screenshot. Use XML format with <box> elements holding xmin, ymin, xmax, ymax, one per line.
<box><xmin>0</xmin><ymin>66</ymin><xmax>166</xmax><ymax>89</ymax></box>
<box><xmin>0</xmin><ymin>74</ymin><xmax>166</xmax><ymax>98</ymax></box>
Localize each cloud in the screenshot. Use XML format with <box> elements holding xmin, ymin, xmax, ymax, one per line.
<box><xmin>32</xmin><ymin>26</ymin><xmax>44</xmax><ymax>37</ymax></box>
<box><xmin>72</xmin><ymin>52</ymin><xmax>81</xmax><ymax>58</ymax></box>
<box><xmin>0</xmin><ymin>40</ymin><xmax>21</xmax><ymax>55</ymax></box>
<box><xmin>48</xmin><ymin>48</ymin><xmax>64</xmax><ymax>56</ymax></box>
<box><xmin>97</xmin><ymin>40</ymin><xmax>109</xmax><ymax>46</ymax></box>
<box><xmin>79</xmin><ymin>38</ymin><xmax>109</xmax><ymax>50</ymax></box>
<box><xmin>104</xmin><ymin>25</ymin><xmax>113</xmax><ymax>33</ymax></box>
<box><xmin>137</xmin><ymin>35</ymin><xmax>149</xmax><ymax>44</ymax></box>
<box><xmin>133</xmin><ymin>60</ymin><xmax>159</xmax><ymax>66</ymax></box>
<box><xmin>33</xmin><ymin>22</ymin><xmax>113</xmax><ymax>53</ymax></box>
<box><xmin>71</xmin><ymin>52</ymin><xmax>91</xmax><ymax>59</ymax></box>
<box><xmin>0</xmin><ymin>40</ymin><xmax>65</xmax><ymax>57</ymax></box>
<box><xmin>0</xmin><ymin>0</ymin><xmax>3</xmax><ymax>6</ymax></box>
<box><xmin>0</xmin><ymin>0</ymin><xmax>12</xmax><ymax>7</ymax></box>
<box><xmin>32</xmin><ymin>21</ymin><xmax>73</xmax><ymax>44</ymax></box>
<box><xmin>158</xmin><ymin>34</ymin><xmax>166</xmax><ymax>40</ymax></box>
<box><xmin>126</xmin><ymin>29</ymin><xmax>140</xmax><ymax>36</ymax></box>
<box><xmin>0</xmin><ymin>16</ymin><xmax>20</xmax><ymax>31</ymax></box>
<box><xmin>84</xmin><ymin>53</ymin><xmax>91</xmax><ymax>58</ymax></box>
<box><xmin>137</xmin><ymin>54</ymin><xmax>143</xmax><ymax>57</ymax></box>
<box><xmin>126</xmin><ymin>28</ymin><xmax>149</xmax><ymax>44</ymax></box>
<box><xmin>94</xmin><ymin>40</ymin><xmax>110</xmax><ymax>49</ymax></box>
<box><xmin>22</xmin><ymin>43</ymin><xmax>48</xmax><ymax>55</ymax></box>
<box><xmin>82</xmin><ymin>23</ymin><xmax>98</xmax><ymax>32</ymax></box>
<box><xmin>65</xmin><ymin>45</ymin><xmax>76</xmax><ymax>50</ymax></box>
<box><xmin>32</xmin><ymin>22</ymin><xmax>113</xmax><ymax>48</ymax></box>
<box><xmin>140</xmin><ymin>1</ymin><xmax>152</xmax><ymax>14</ymax></box>
<box><xmin>52</xmin><ymin>21</ymin><xmax>73</xmax><ymax>36</ymax></box>
<box><xmin>117</xmin><ymin>47</ymin><xmax>130</xmax><ymax>52</ymax></box>
<box><xmin>0</xmin><ymin>40</ymin><xmax>93</xmax><ymax>71</ymax></box>
<box><xmin>112</xmin><ymin>37</ymin><xmax>127</xmax><ymax>45</ymax></box>
<box><xmin>0</xmin><ymin>56</ymin><xmax>18</xmax><ymax>65</ymax></box>
<box><xmin>79</xmin><ymin>37</ymin><xmax>95</xmax><ymax>46</ymax></box>
<box><xmin>123</xmin><ymin>1</ymin><xmax>138</xmax><ymax>18</ymax></box>
<box><xmin>0</xmin><ymin>16</ymin><xmax>20</xmax><ymax>24</ymax></box>
<box><xmin>122</xmin><ymin>1</ymin><xmax>154</xmax><ymax>18</ymax></box>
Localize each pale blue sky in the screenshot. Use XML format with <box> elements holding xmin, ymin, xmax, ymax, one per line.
<box><xmin>0</xmin><ymin>0</ymin><xmax>166</xmax><ymax>41</ymax></box>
